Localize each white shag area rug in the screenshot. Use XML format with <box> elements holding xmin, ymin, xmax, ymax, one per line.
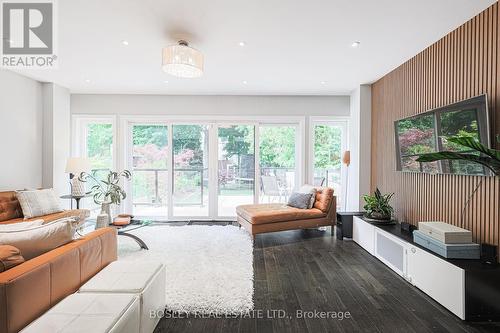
<box><xmin>117</xmin><ymin>225</ymin><xmax>254</xmax><ymax>314</ymax></box>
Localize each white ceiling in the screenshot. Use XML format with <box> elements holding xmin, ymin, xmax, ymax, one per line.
<box><xmin>13</xmin><ymin>0</ymin><xmax>496</xmax><ymax>95</ymax></box>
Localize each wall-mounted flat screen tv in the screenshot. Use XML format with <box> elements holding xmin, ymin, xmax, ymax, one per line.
<box><xmin>394</xmin><ymin>95</ymin><xmax>490</xmax><ymax>175</ymax></box>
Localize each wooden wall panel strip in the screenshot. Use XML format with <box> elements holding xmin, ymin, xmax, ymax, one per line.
<box><xmin>371</xmin><ymin>2</ymin><xmax>500</xmax><ymax>260</ymax></box>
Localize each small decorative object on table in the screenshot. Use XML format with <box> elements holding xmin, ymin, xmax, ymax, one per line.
<box><xmin>96</xmin><ymin>213</ymin><xmax>109</xmax><ymax>229</ymax></box>
<box><xmin>413</xmin><ymin>222</ymin><xmax>479</xmax><ymax>259</ymax></box>
<box><xmin>79</xmin><ymin>170</ymin><xmax>132</xmax><ymax>226</ymax></box>
<box><xmin>362</xmin><ymin>187</ymin><xmax>395</xmax><ymax>224</ymax></box>
<box><xmin>113</xmin><ymin>214</ymin><xmax>132</xmax><ymax>226</ymax></box>
<box><xmin>65</xmin><ymin>157</ymin><xmax>91</xmax><ymax>197</ymax></box>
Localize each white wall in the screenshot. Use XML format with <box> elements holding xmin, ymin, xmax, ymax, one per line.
<box><xmin>0</xmin><ymin>70</ymin><xmax>43</xmax><ymax>190</ymax></box>
<box><xmin>42</xmin><ymin>83</ymin><xmax>71</xmax><ymax>201</ymax></box>
<box><xmin>71</xmin><ymin>94</ymin><xmax>350</xmax><ymax>117</ymax></box>
<box><xmin>348</xmin><ymin>85</ymin><xmax>371</xmax><ymax>211</ymax></box>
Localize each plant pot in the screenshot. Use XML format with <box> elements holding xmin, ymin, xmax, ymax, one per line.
<box><xmin>100</xmin><ymin>202</ymin><xmax>112</xmax><ymax>224</ymax></box>
<box><xmin>365</xmin><ymin>212</ymin><xmax>391</xmax><ymax>221</ymax></box>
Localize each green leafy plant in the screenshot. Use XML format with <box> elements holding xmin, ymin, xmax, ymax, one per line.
<box><xmin>363</xmin><ymin>188</ymin><xmax>394</xmax><ymax>220</ymax></box>
<box><xmin>416</xmin><ymin>136</ymin><xmax>500</xmax><ymax>176</ymax></box>
<box><xmin>79</xmin><ymin>170</ymin><xmax>131</xmax><ymax>205</ymax></box>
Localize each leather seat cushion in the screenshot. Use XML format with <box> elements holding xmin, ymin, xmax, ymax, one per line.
<box><xmin>21</xmin><ymin>293</ymin><xmax>140</xmax><ymax>333</ymax></box>
<box><xmin>236</xmin><ymin>203</ymin><xmax>326</xmax><ymax>225</ymax></box>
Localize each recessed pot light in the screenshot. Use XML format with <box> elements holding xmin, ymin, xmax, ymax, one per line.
<box><xmin>238</xmin><ymin>41</ymin><xmax>246</xmax><ymax>47</ymax></box>
<box><xmin>121</xmin><ymin>40</ymin><xmax>129</xmax><ymax>46</ymax></box>
<box><xmin>351</xmin><ymin>41</ymin><xmax>361</xmax><ymax>48</ymax></box>
<box><xmin>84</xmin><ymin>79</ymin><xmax>91</xmax><ymax>83</ymax></box>
<box><xmin>163</xmin><ymin>80</ymin><xmax>169</xmax><ymax>83</ymax></box>
<box><xmin>320</xmin><ymin>81</ymin><xmax>326</xmax><ymax>85</ymax></box>
<box><xmin>242</xmin><ymin>80</ymin><xmax>248</xmax><ymax>84</ymax></box>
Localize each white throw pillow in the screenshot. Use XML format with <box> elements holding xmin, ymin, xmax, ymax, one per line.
<box><xmin>16</xmin><ymin>189</ymin><xmax>63</xmax><ymax>218</ymax></box>
<box><xmin>299</xmin><ymin>185</ymin><xmax>317</xmax><ymax>209</ymax></box>
<box><xmin>0</xmin><ymin>217</ymin><xmax>79</xmax><ymax>260</ymax></box>
<box><xmin>0</xmin><ymin>219</ymin><xmax>44</xmax><ymax>231</ymax></box>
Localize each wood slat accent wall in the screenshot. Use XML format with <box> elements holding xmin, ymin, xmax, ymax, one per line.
<box><xmin>371</xmin><ymin>2</ymin><xmax>500</xmax><ymax>258</ymax></box>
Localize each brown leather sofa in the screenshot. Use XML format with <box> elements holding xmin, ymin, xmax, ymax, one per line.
<box><xmin>236</xmin><ymin>187</ymin><xmax>336</xmax><ymax>237</ymax></box>
<box><xmin>0</xmin><ymin>191</ymin><xmax>118</xmax><ymax>333</ymax></box>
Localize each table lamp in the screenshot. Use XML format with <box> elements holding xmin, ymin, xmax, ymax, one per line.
<box><xmin>65</xmin><ymin>157</ymin><xmax>91</xmax><ymax>197</ymax></box>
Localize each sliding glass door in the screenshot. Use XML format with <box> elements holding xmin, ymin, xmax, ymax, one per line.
<box><xmin>116</xmin><ymin>118</ymin><xmax>306</xmax><ymax>220</ymax></box>
<box><xmin>131</xmin><ymin>125</ymin><xmax>168</xmax><ymax>218</ymax></box>
<box><xmin>217</xmin><ymin>125</ymin><xmax>255</xmax><ymax>217</ymax></box>
<box><xmin>172</xmin><ymin>125</ymin><xmax>209</xmax><ymax>217</ymax></box>
<box><xmin>259</xmin><ymin>125</ymin><xmax>298</xmax><ymax>203</ymax></box>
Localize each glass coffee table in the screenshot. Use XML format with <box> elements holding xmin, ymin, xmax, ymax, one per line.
<box><xmin>110</xmin><ymin>219</ymin><xmax>153</xmax><ymax>250</ymax></box>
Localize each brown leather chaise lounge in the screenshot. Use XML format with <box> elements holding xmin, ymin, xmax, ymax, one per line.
<box><xmin>0</xmin><ymin>191</ymin><xmax>117</xmax><ymax>333</ymax></box>
<box><xmin>236</xmin><ymin>187</ymin><xmax>336</xmax><ymax>238</ymax></box>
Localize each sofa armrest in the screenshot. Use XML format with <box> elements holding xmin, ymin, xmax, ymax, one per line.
<box><xmin>0</xmin><ymin>227</ymin><xmax>117</xmax><ymax>333</ymax></box>
<box><xmin>43</xmin><ymin>209</ymin><xmax>90</xmax><ymax>225</ymax></box>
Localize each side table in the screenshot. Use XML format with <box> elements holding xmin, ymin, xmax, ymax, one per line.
<box><xmin>336</xmin><ymin>211</ymin><xmax>364</xmax><ymax>240</ymax></box>
<box><xmin>60</xmin><ymin>193</ymin><xmax>92</xmax><ymax>209</ymax></box>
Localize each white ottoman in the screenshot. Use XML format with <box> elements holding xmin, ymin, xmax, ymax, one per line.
<box><xmin>79</xmin><ymin>261</ymin><xmax>166</xmax><ymax>333</ymax></box>
<box><xmin>21</xmin><ymin>293</ymin><xmax>140</xmax><ymax>333</ymax></box>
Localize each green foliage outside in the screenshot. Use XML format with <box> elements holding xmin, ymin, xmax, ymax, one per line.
<box><xmin>218</xmin><ymin>125</ymin><xmax>254</xmax><ymax>163</ymax></box>
<box><xmin>87</xmin><ymin>124</ymin><xmax>113</xmax><ymax>171</ymax></box>
<box><xmin>86</xmin><ymin>123</ymin><xmax>344</xmax><ymax>204</ymax></box>
<box><xmin>259</xmin><ymin>126</ymin><xmax>295</xmax><ymax>168</ymax></box>
<box><xmin>313</xmin><ymin>125</ymin><xmax>342</xmax><ymax>169</ymax></box>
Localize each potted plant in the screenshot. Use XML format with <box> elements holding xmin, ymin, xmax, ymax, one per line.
<box><xmin>79</xmin><ymin>170</ymin><xmax>131</xmax><ymax>223</ymax></box>
<box><xmin>363</xmin><ymin>188</ymin><xmax>395</xmax><ymax>222</ymax></box>
<box><xmin>416</xmin><ymin>135</ymin><xmax>500</xmax><ymax>176</ymax></box>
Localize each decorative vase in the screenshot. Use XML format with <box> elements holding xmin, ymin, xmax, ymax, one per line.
<box><xmin>95</xmin><ymin>213</ymin><xmax>109</xmax><ymax>229</ymax></box>
<box><xmin>100</xmin><ymin>202</ymin><xmax>112</xmax><ymax>224</ymax></box>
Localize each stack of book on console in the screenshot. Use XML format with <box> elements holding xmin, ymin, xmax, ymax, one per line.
<box><xmin>413</xmin><ymin>222</ymin><xmax>480</xmax><ymax>259</ymax></box>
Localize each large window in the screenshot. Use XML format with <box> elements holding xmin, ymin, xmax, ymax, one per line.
<box><xmin>217</xmin><ymin>125</ymin><xmax>255</xmax><ymax>216</ymax></box>
<box><xmin>259</xmin><ymin>125</ymin><xmax>297</xmax><ymax>203</ymax></box>
<box><xmin>72</xmin><ymin>116</ymin><xmax>116</xmax><ymax>214</ymax></box>
<box><xmin>85</xmin><ymin>123</ymin><xmax>114</xmax><ymax>177</ymax></box>
<box><xmin>311</xmin><ymin>121</ymin><xmax>347</xmax><ymax>209</ymax></box>
<box><xmin>73</xmin><ymin>115</ymin><xmax>352</xmax><ymax>219</ymax></box>
<box><xmin>131</xmin><ymin>125</ymin><xmax>168</xmax><ymax>217</ymax></box>
<box><xmin>172</xmin><ymin>125</ymin><xmax>209</xmax><ymax>217</ymax></box>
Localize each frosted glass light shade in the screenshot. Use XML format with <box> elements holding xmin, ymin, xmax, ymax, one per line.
<box><xmin>162</xmin><ymin>41</ymin><xmax>203</xmax><ymax>78</ymax></box>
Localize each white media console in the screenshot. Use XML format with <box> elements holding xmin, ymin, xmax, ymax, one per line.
<box><xmin>352</xmin><ymin>216</ymin><xmax>500</xmax><ymax>320</ymax></box>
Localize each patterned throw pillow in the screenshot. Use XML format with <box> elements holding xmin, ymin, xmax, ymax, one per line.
<box><xmin>16</xmin><ymin>189</ymin><xmax>63</xmax><ymax>219</ymax></box>
<box><xmin>299</xmin><ymin>184</ymin><xmax>317</xmax><ymax>209</ymax></box>
<box><xmin>287</xmin><ymin>192</ymin><xmax>313</xmax><ymax>209</ymax></box>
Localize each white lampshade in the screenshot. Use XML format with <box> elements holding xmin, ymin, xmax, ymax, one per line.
<box><xmin>65</xmin><ymin>157</ymin><xmax>91</xmax><ymax>174</ymax></box>
<box><xmin>162</xmin><ymin>40</ymin><xmax>203</xmax><ymax>78</ymax></box>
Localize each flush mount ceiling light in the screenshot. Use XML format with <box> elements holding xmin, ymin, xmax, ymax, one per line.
<box><xmin>162</xmin><ymin>40</ymin><xmax>203</xmax><ymax>78</ymax></box>
<box><xmin>351</xmin><ymin>41</ymin><xmax>361</xmax><ymax>48</ymax></box>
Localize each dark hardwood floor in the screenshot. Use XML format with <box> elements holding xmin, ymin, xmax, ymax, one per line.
<box><xmin>154</xmin><ymin>223</ymin><xmax>500</xmax><ymax>333</ymax></box>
